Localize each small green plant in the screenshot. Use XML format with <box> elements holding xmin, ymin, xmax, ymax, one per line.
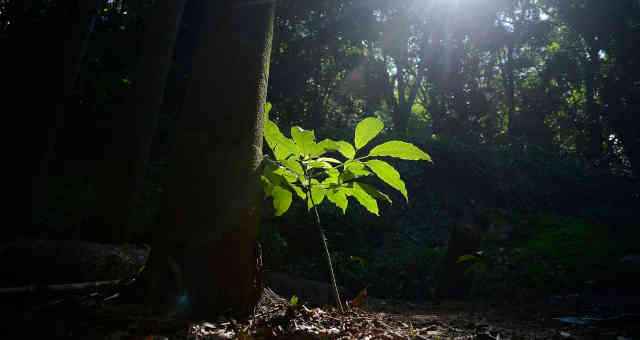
<box><xmin>289</xmin><ymin>295</ymin><xmax>299</xmax><ymax>307</ymax></box>
<box><xmin>262</xmin><ymin>103</ymin><xmax>432</xmax><ymax>311</ymax></box>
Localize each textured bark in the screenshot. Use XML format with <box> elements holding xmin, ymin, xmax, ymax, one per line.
<box><xmin>147</xmin><ymin>0</ymin><xmax>275</xmax><ymax>319</ymax></box>
<box><xmin>85</xmin><ymin>0</ymin><xmax>188</xmax><ymax>243</ymax></box>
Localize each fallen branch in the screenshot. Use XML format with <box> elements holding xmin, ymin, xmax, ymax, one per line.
<box><xmin>0</xmin><ymin>279</ymin><xmax>128</xmax><ymax>294</ymax></box>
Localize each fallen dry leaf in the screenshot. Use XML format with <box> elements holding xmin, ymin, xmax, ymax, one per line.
<box><xmin>348</xmin><ymin>288</ymin><xmax>368</xmax><ymax>310</ymax></box>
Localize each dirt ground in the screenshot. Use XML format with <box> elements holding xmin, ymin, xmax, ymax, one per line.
<box><xmin>5</xmin><ymin>285</ymin><xmax>639</xmax><ymax>339</ymax></box>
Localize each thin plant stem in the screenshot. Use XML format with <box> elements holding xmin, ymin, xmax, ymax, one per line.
<box><xmin>304</xmin><ymin>166</ymin><xmax>344</xmax><ymax>313</ymax></box>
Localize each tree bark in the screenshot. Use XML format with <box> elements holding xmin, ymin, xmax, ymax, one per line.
<box><xmin>84</xmin><ymin>0</ymin><xmax>188</xmax><ymax>243</ymax></box>
<box><xmin>435</xmin><ymin>204</ymin><xmax>489</xmax><ymax>299</ymax></box>
<box><xmin>147</xmin><ymin>0</ymin><xmax>275</xmax><ymax>319</ymax></box>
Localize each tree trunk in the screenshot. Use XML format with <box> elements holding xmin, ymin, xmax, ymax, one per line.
<box><xmin>84</xmin><ymin>0</ymin><xmax>188</xmax><ymax>243</ymax></box>
<box><xmin>147</xmin><ymin>0</ymin><xmax>275</xmax><ymax>319</ymax></box>
<box><xmin>435</xmin><ymin>205</ymin><xmax>490</xmax><ymax>299</ymax></box>
<box><xmin>391</xmin><ymin>71</ymin><xmax>421</xmax><ymax>135</ymax></box>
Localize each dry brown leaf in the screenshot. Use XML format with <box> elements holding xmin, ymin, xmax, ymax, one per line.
<box><xmin>348</xmin><ymin>288</ymin><xmax>368</xmax><ymax>310</ymax></box>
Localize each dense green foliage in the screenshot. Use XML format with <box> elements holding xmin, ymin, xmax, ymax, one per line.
<box><xmin>262</xmin><ymin>109</ymin><xmax>431</xmax><ymax>217</ymax></box>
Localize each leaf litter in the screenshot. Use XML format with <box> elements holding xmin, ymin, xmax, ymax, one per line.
<box><xmin>5</xmin><ymin>283</ymin><xmax>640</xmax><ymax>339</ymax></box>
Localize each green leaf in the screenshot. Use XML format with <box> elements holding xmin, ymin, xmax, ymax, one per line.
<box><xmin>271</xmin><ymin>185</ymin><xmax>292</xmax><ymax>216</ymax></box>
<box><xmin>281</xmin><ymin>158</ymin><xmax>304</xmax><ymax>177</ymax></box>
<box><xmin>273</xmin><ymin>166</ymin><xmax>298</xmax><ymax>183</ymax></box>
<box><xmin>307</xmin><ymin>179</ymin><xmax>326</xmax><ymax>210</ymax></box>
<box><xmin>457</xmin><ymin>254</ymin><xmax>477</xmax><ymax>263</ymax></box>
<box><xmin>291</xmin><ymin>126</ymin><xmax>316</xmax><ymax>159</ymax></box>
<box><xmin>290</xmin><ymin>183</ymin><xmax>306</xmax><ymax>200</ymax></box>
<box><xmin>346</xmin><ymin>182</ymin><xmax>379</xmax><ymax>215</ymax></box>
<box><xmin>349</xmin><ymin>256</ymin><xmax>367</xmax><ymax>266</ymax></box>
<box><xmin>357</xmin><ymin>182</ymin><xmax>392</xmax><ymax>204</ymax></box>
<box><xmin>289</xmin><ymin>295</ymin><xmax>299</xmax><ymax>307</ymax></box>
<box><xmin>262</xmin><ymin>160</ymin><xmax>292</xmax><ymax>194</ymax></box>
<box><xmin>261</xmin><ymin>175</ymin><xmax>273</xmax><ymax>198</ymax></box>
<box><xmin>316</xmin><ymin>157</ymin><xmax>341</xmax><ymax>164</ymax></box>
<box><xmin>355</xmin><ymin>117</ymin><xmax>384</xmax><ymax>150</ymax></box>
<box><xmin>336</xmin><ymin>141</ymin><xmax>355</xmax><ymax>160</ymax></box>
<box><xmin>464</xmin><ymin>261</ymin><xmax>485</xmax><ymax>276</ymax></box>
<box><xmin>265</xmin><ymin>102</ymin><xmax>272</xmax><ymax>121</ymax></box>
<box><xmin>368</xmin><ymin>141</ymin><xmax>432</xmax><ymax>161</ymax></box>
<box><xmin>264</xmin><ymin>160</ymin><xmax>303</xmax><ymax>201</ymax></box>
<box><xmin>306</xmin><ymin>160</ymin><xmax>333</xmax><ymax>169</ymax></box>
<box><xmin>327</xmin><ymin>187</ymin><xmax>348</xmax><ymax>214</ymax></box>
<box><xmin>311</xmin><ymin>139</ymin><xmax>338</xmax><ymax>158</ymax></box>
<box><xmin>365</xmin><ymin>159</ymin><xmax>408</xmax><ymax>201</ymax></box>
<box><xmin>264</xmin><ymin>120</ymin><xmax>298</xmax><ymax>160</ymax></box>
<box><xmin>341</xmin><ymin>161</ymin><xmax>372</xmax><ymax>182</ymax></box>
<box><xmin>324</xmin><ymin>168</ymin><xmax>340</xmax><ymax>183</ymax></box>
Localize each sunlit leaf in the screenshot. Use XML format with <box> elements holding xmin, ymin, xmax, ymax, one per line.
<box><xmin>324</xmin><ymin>168</ymin><xmax>340</xmax><ymax>184</ymax></box>
<box><xmin>341</xmin><ymin>161</ymin><xmax>372</xmax><ymax>182</ymax></box>
<box><xmin>273</xmin><ymin>164</ymin><xmax>299</xmax><ymax>183</ymax></box>
<box><xmin>264</xmin><ymin>120</ymin><xmax>298</xmax><ymax>160</ymax></box>
<box><xmin>357</xmin><ymin>182</ymin><xmax>392</xmax><ymax>204</ymax></box>
<box><xmin>336</xmin><ymin>141</ymin><xmax>355</xmax><ymax>159</ymax></box>
<box><xmin>368</xmin><ymin>141</ymin><xmax>432</xmax><ymax>161</ymax></box>
<box><xmin>346</xmin><ymin>182</ymin><xmax>378</xmax><ymax>215</ymax></box>
<box><xmin>265</xmin><ymin>102</ymin><xmax>272</xmax><ymax>121</ymax></box>
<box><xmin>291</xmin><ymin>126</ymin><xmax>316</xmax><ymax>159</ymax></box>
<box><xmin>281</xmin><ymin>158</ymin><xmax>304</xmax><ymax>177</ymax></box>
<box><xmin>355</xmin><ymin>117</ymin><xmax>384</xmax><ymax>150</ymax></box>
<box><xmin>271</xmin><ymin>185</ymin><xmax>292</xmax><ymax>216</ymax></box>
<box><xmin>306</xmin><ymin>160</ymin><xmax>333</xmax><ymax>169</ymax></box>
<box><xmin>311</xmin><ymin>139</ymin><xmax>338</xmax><ymax>158</ymax></box>
<box><xmin>365</xmin><ymin>159</ymin><xmax>407</xmax><ymax>201</ymax></box>
<box><xmin>261</xmin><ymin>175</ymin><xmax>273</xmax><ymax>198</ymax></box>
<box><xmin>306</xmin><ymin>179</ymin><xmax>326</xmax><ymax>209</ymax></box>
<box><xmin>327</xmin><ymin>188</ymin><xmax>348</xmax><ymax>214</ymax></box>
<box><xmin>316</xmin><ymin>157</ymin><xmax>341</xmax><ymax>164</ymax></box>
<box><xmin>263</xmin><ymin>160</ymin><xmax>293</xmax><ymax>191</ymax></box>
<box><xmin>290</xmin><ymin>183</ymin><xmax>306</xmax><ymax>200</ymax></box>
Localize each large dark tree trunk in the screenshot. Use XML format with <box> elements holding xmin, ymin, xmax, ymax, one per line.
<box><xmin>84</xmin><ymin>0</ymin><xmax>188</xmax><ymax>243</ymax></box>
<box><xmin>146</xmin><ymin>0</ymin><xmax>275</xmax><ymax>319</ymax></box>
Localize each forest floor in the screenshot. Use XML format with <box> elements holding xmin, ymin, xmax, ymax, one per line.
<box><xmin>5</xmin><ymin>285</ymin><xmax>640</xmax><ymax>339</ymax></box>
